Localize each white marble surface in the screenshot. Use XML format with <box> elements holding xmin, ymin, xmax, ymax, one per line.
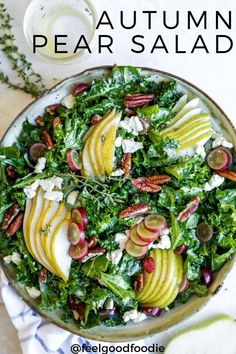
<box><xmin>0</xmin><ymin>0</ymin><xmax>236</xmax><ymax>353</ymax></box>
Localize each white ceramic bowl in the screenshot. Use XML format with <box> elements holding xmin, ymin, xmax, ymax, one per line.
<box><xmin>1</xmin><ymin>66</ymin><xmax>236</xmax><ymax>342</ymax></box>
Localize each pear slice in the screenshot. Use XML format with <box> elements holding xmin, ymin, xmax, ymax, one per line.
<box><xmin>50</xmin><ymin>219</ymin><xmax>72</xmax><ymax>282</ymax></box>
<box><xmin>172</xmin><ymin>94</ymin><xmax>188</xmax><ymax>114</ymax></box>
<box><xmin>176</xmin><ymin>131</ymin><xmax>214</xmax><ymax>152</ymax></box>
<box><xmin>43</xmin><ymin>202</ymin><xmax>69</xmax><ymax>265</ymax></box>
<box><xmin>145</xmin><ymin>250</ymin><xmax>178</xmax><ymax>304</ymax></box>
<box><xmin>167</xmin><ymin>122</ymin><xmax>211</xmax><ymax>142</ymax></box>
<box><xmin>161</xmin><ymin>114</ymin><xmax>210</xmax><ymax>138</ymax></box>
<box><xmin>81</xmin><ymin>143</ymin><xmax>95</xmax><ymax>177</ymax></box>
<box><xmin>23</xmin><ymin>198</ymin><xmax>33</xmax><ymax>255</ymax></box>
<box><xmin>169</xmin><ymin>98</ymin><xmax>200</xmax><ymax>124</ymax></box>
<box><xmin>136</xmin><ymin>249</ymin><xmax>163</xmax><ymax>302</ymax></box>
<box><xmin>27</xmin><ymin>187</ymin><xmax>45</xmax><ymax>263</ymax></box>
<box><xmin>102</xmin><ymin>116</ymin><xmax>122</xmax><ymax>175</ymax></box>
<box><xmin>35</xmin><ymin>198</ymin><xmax>57</xmax><ymax>275</ymax></box>
<box><xmin>165</xmin><ymin>315</ymin><xmax>236</xmax><ymax>354</ymax></box>
<box><xmin>160</xmin><ymin>107</ymin><xmax>202</xmax><ymax>135</ymax></box>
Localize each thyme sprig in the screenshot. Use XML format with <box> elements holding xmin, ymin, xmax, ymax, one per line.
<box><xmin>0</xmin><ymin>2</ymin><xmax>46</xmax><ymax>97</ymax></box>
<box><xmin>61</xmin><ymin>173</ymin><xmax>128</xmax><ymax>207</ymax></box>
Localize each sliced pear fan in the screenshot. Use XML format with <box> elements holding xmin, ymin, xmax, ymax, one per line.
<box><xmin>160</xmin><ymin>96</ymin><xmax>214</xmax><ymax>151</ymax></box>
<box><xmin>136</xmin><ymin>249</ymin><xmax>183</xmax><ymax>308</ymax></box>
<box><xmin>81</xmin><ymin>109</ymin><xmax>122</xmax><ymax>177</ymax></box>
<box><xmin>23</xmin><ymin>187</ymin><xmax>72</xmax><ymax>282</ymax></box>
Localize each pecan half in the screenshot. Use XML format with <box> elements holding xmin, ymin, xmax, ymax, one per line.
<box><xmin>121</xmin><ymin>153</ymin><xmax>132</xmax><ymax>176</ymax></box>
<box><xmin>218</xmin><ymin>170</ymin><xmax>236</xmax><ymax>182</ymax></box>
<box><xmin>124</xmin><ymin>94</ymin><xmax>155</xmax><ymax>108</ymax></box>
<box><xmin>119</xmin><ymin>203</ymin><xmax>150</xmax><ymax>219</ymax></box>
<box><xmin>6</xmin><ymin>212</ymin><xmax>24</xmax><ymax>237</ymax></box>
<box><xmin>87</xmin><ymin>236</ymin><xmax>98</xmax><ymax>249</ymax></box>
<box><xmin>39</xmin><ymin>268</ymin><xmax>48</xmax><ymax>283</ymax></box>
<box><xmin>87</xmin><ymin>247</ymin><xmax>105</xmax><ymax>254</ymax></box>
<box><xmin>72</xmin><ymin>83</ymin><xmax>90</xmax><ymax>97</ymax></box>
<box><xmin>46</xmin><ymin>104</ymin><xmax>61</xmax><ymax>115</ymax></box>
<box><xmin>177</xmin><ymin>196</ymin><xmax>200</xmax><ymax>223</ymax></box>
<box><xmin>36</xmin><ymin>116</ymin><xmax>45</xmax><ymax>126</ymax></box>
<box><xmin>52</xmin><ymin>116</ymin><xmax>62</xmax><ymax>130</ymax></box>
<box><xmin>70</xmin><ymin>295</ymin><xmax>85</xmax><ymax>321</ymax></box>
<box><xmin>131</xmin><ymin>175</ymin><xmax>171</xmax><ymax>193</ymax></box>
<box><xmin>133</xmin><ymin>274</ymin><xmax>144</xmax><ymax>292</ymax></box>
<box><xmin>42</xmin><ymin>131</ymin><xmax>53</xmax><ymax>150</ymax></box>
<box><xmin>6</xmin><ymin>165</ymin><xmax>17</xmax><ymax>180</ymax></box>
<box><xmin>148</xmin><ymin>175</ymin><xmax>171</xmax><ymax>185</ymax></box>
<box><xmin>133</xmin><ymin>181</ymin><xmax>161</xmax><ymax>193</ymax></box>
<box><xmin>2</xmin><ymin>203</ymin><xmax>20</xmax><ymax>230</ymax></box>
<box><xmin>131</xmin><ymin>178</ymin><xmax>160</xmax><ymax>193</ymax></box>
<box><xmin>91</xmin><ymin>114</ymin><xmax>102</xmax><ymax>125</ymax></box>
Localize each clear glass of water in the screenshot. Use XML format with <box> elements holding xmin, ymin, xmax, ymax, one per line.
<box><xmin>23</xmin><ymin>0</ymin><xmax>97</xmax><ymax>63</ymax></box>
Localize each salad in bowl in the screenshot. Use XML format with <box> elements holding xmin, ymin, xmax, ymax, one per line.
<box><xmin>0</xmin><ymin>65</ymin><xmax>236</xmax><ymax>337</ymax></box>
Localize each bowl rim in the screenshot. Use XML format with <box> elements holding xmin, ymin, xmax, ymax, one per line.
<box><xmin>2</xmin><ymin>65</ymin><xmax>235</xmax><ymax>141</ymax></box>
<box><xmin>1</xmin><ymin>65</ymin><xmax>236</xmax><ymax>342</ymax></box>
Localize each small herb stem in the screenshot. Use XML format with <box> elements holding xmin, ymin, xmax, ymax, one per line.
<box><xmin>0</xmin><ymin>3</ymin><xmax>46</xmax><ymax>97</ymax></box>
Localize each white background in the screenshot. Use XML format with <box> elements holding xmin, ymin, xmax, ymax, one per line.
<box><xmin>0</xmin><ymin>0</ymin><xmax>236</xmax><ymax>353</ymax></box>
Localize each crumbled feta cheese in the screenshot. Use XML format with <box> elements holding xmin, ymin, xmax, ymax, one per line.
<box><xmin>119</xmin><ymin>118</ymin><xmax>131</xmax><ymax>132</ymax></box>
<box><xmin>44</xmin><ymin>191</ymin><xmax>63</xmax><ymax>202</ymax></box>
<box><xmin>26</xmin><ymin>286</ymin><xmax>41</xmax><ymax>299</ymax></box>
<box><xmin>24</xmin><ymin>177</ymin><xmax>64</xmax><ymax>200</ymax></box>
<box><xmin>34</xmin><ymin>157</ymin><xmax>46</xmax><ymax>174</ymax></box>
<box><xmin>23</xmin><ymin>180</ymin><xmax>40</xmax><ymax>199</ymax></box>
<box><xmin>204</xmin><ymin>174</ymin><xmax>225</xmax><ymax>192</ymax></box>
<box><xmin>196</xmin><ymin>144</ymin><xmax>206</xmax><ymax>158</ymax></box>
<box><xmin>106</xmin><ymin>249</ymin><xmax>123</xmax><ymax>265</ymax></box>
<box><xmin>3</xmin><ymin>252</ymin><xmax>22</xmax><ymax>265</ymax></box>
<box><xmin>151</xmin><ymin>229</ymin><xmax>171</xmax><ymax>250</ymax></box>
<box><xmin>122</xmin><ymin>139</ymin><xmax>143</xmax><ymax>153</ymax></box>
<box><xmin>115</xmin><ymin>136</ymin><xmax>123</xmax><ymax>147</ymax></box>
<box><xmin>50</xmin><ymin>177</ymin><xmax>63</xmax><ymax>190</ymax></box>
<box><xmin>164</xmin><ymin>146</ymin><xmax>177</xmax><ymax>158</ymax></box>
<box><xmin>115</xmin><ymin>232</ymin><xmax>128</xmax><ymax>250</ymax></box>
<box><xmin>67</xmin><ymin>190</ymin><xmax>79</xmax><ymax>206</ymax></box>
<box><xmin>156</xmin><ymin>234</ymin><xmax>171</xmax><ymax>249</ymax></box>
<box><xmin>110</xmin><ymin>169</ymin><xmax>124</xmax><ymax>177</ymax></box>
<box><xmin>39</xmin><ymin>179</ymin><xmax>55</xmax><ymax>193</ymax></box>
<box><xmin>123</xmin><ymin>309</ymin><xmax>147</xmax><ymax>323</ymax></box>
<box><xmin>61</xmin><ymin>94</ymin><xmax>75</xmax><ymax>109</ymax></box>
<box><xmin>212</xmin><ymin>133</ymin><xmax>233</xmax><ymax>149</ymax></box>
<box><xmin>119</xmin><ymin>116</ymin><xmax>143</xmax><ymax>136</ymax></box>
